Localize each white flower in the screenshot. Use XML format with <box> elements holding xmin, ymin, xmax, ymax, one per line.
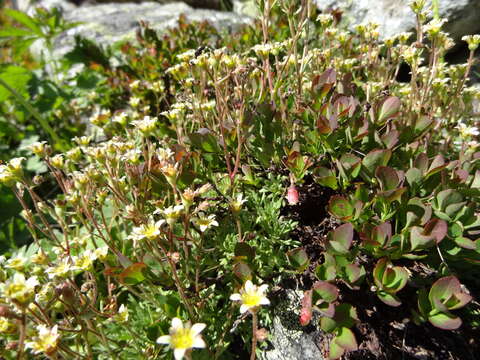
<box><xmin>45</xmin><ymin>258</ymin><xmax>77</xmax><ymax>279</ymax></box>
<box><xmin>0</xmin><ymin>273</ymin><xmax>39</xmax><ymax>305</ymax></box>
<box><xmin>132</xmin><ymin>116</ymin><xmax>158</xmax><ymax>135</ymax></box>
<box><xmin>129</xmin><ymin>96</ymin><xmax>141</xmax><ymax>108</ymax></box>
<box><xmin>128</xmin><ymin>219</ymin><xmax>165</xmax><ymax>245</ymax></box>
<box><xmin>157</xmin><ymin>205</ymin><xmax>184</xmax><ymax>226</ymax></box>
<box><xmin>456</xmin><ymin>122</ymin><xmax>479</xmax><ymax>138</ymax></box>
<box><xmin>230</xmin><ymin>193</ymin><xmax>246</xmax><ymax>213</ymax></box>
<box><xmin>112</xmin><ymin>304</ymin><xmax>129</xmax><ymax>323</ymax></box>
<box><xmin>5</xmin><ymin>255</ymin><xmax>28</xmax><ymax>271</ymax></box>
<box><xmin>156</xmin><ymin>318</ymin><xmax>206</xmax><ymax>360</ymax></box>
<box><xmin>74</xmin><ymin>250</ymin><xmax>97</xmax><ymax>271</ymax></box>
<box><xmin>230</xmin><ymin>280</ymin><xmax>270</xmax><ymax>314</ymax></box>
<box><xmin>94</xmin><ymin>246</ymin><xmax>109</xmax><ymax>260</ymax></box>
<box><xmin>25</xmin><ymin>325</ymin><xmax>60</xmax><ymax>355</ymax></box>
<box><xmin>192</xmin><ymin>213</ymin><xmax>218</xmax><ymax>232</ymax></box>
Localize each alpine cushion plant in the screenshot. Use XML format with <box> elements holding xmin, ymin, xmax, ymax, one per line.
<box><xmin>0</xmin><ymin>0</ymin><xmax>479</xmax><ymax>358</ymax></box>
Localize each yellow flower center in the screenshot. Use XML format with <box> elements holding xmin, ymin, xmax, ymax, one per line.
<box><xmin>170</xmin><ymin>329</ymin><xmax>194</xmax><ymax>349</ymax></box>
<box><xmin>241</xmin><ymin>293</ymin><xmax>261</xmax><ymax>307</ymax></box>
<box><xmin>143</xmin><ymin>225</ymin><xmax>158</xmax><ymax>239</ymax></box>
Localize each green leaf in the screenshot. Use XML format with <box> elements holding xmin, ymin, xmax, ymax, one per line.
<box><xmin>376</xmin><ymin>166</ymin><xmax>400</xmax><ymax>191</ymax></box>
<box><xmin>312</xmin><ymin>280</ymin><xmax>339</xmax><ymax>303</ymax></box>
<box><xmin>377</xmin><ymin>96</ymin><xmax>401</xmax><ymax>123</ymax></box>
<box><xmin>429</xmin><ymin>276</ymin><xmax>461</xmax><ymax>304</ymax></box>
<box><xmin>286</xmin><ymin>247</ymin><xmax>310</xmax><ymax>271</ymax></box>
<box><xmin>234</xmin><ymin>243</ymin><xmax>255</xmax><ymax>261</ymax></box>
<box><xmin>4</xmin><ymin>9</ymin><xmax>42</xmax><ymax>35</ymax></box>
<box><xmin>428</xmin><ymin>312</ymin><xmax>462</xmax><ymax>330</ymax></box>
<box><xmin>328</xmin><ymin>195</ymin><xmax>354</xmax><ymax>221</ymax></box>
<box><xmin>0</xmin><ymin>27</ymin><xmax>36</xmax><ymax>37</ymax></box>
<box><xmin>328</xmin><ymin>339</ymin><xmax>345</xmax><ymax>360</ymax></box>
<box><xmin>0</xmin><ymin>65</ymin><xmax>32</xmax><ymax>102</ymax></box>
<box><xmin>362</xmin><ymin>149</ymin><xmax>391</xmax><ymax>174</ymax></box>
<box><xmin>335</xmin><ymin>327</ymin><xmax>358</xmax><ymax>351</ymax></box>
<box><xmin>377</xmin><ymin>291</ymin><xmax>402</xmax><ymax>307</ymax></box>
<box><xmin>189</xmin><ymin>128</ymin><xmax>220</xmax><ymax>153</ymax></box>
<box><xmin>119</xmin><ymin>263</ymin><xmax>147</xmax><ymax>285</ymax></box>
<box><xmin>405</xmin><ymin>168</ymin><xmax>422</xmax><ymax>186</ymax></box>
<box><xmin>328</xmin><ymin>223</ymin><xmax>354</xmax><ymax>254</ymax></box>
<box><xmin>454</xmin><ymin>237</ymin><xmax>476</xmax><ymax>250</ymax></box>
<box><xmin>410</xmin><ymin>226</ymin><xmax>435</xmax><ymax>251</ymax></box>
<box><xmin>344</xmin><ymin>264</ymin><xmax>365</xmax><ymax>285</ymax></box>
<box><xmin>414</xmin><ymin>116</ymin><xmax>433</xmax><ymax>134</ymax></box>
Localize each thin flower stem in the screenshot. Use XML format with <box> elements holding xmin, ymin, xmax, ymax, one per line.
<box><xmin>250</xmin><ymin>312</ymin><xmax>258</xmax><ymax>360</ymax></box>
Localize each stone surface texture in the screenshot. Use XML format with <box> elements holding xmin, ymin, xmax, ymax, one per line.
<box><xmin>315</xmin><ymin>0</ymin><xmax>480</xmax><ymax>41</ymax></box>
<box><xmin>19</xmin><ymin>1</ymin><xmax>252</xmax><ymax>58</ymax></box>
<box><xmin>258</xmin><ymin>289</ymin><xmax>325</xmax><ymax>360</ymax></box>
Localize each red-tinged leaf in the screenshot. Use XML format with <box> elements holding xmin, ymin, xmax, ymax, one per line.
<box><xmin>429</xmin><ymin>276</ymin><xmax>464</xmax><ymax>305</ymax></box>
<box><xmin>376</xmin><ymin>166</ymin><xmax>400</xmax><ymax>191</ymax></box>
<box><xmin>104</xmin><ymin>267</ymin><xmax>122</xmax><ymax>277</ymax></box>
<box><xmin>454</xmin><ymin>237</ymin><xmax>477</xmax><ymax>250</ymax></box>
<box><xmin>119</xmin><ymin>263</ymin><xmax>147</xmax><ymax>285</ymax></box>
<box><xmin>454</xmin><ymin>169</ymin><xmax>469</xmax><ymax>183</ymax></box>
<box><xmin>328</xmin><ymin>195</ymin><xmax>354</xmax><ymax>220</ymax></box>
<box><xmin>426</xmin><ymin>155</ymin><xmax>446</xmax><ymax>176</ymax></box>
<box><xmin>377</xmin><ymin>291</ymin><xmax>402</xmax><ymax>307</ymax></box>
<box><xmin>414</xmin><ymin>115</ymin><xmax>434</xmax><ymax>134</ymax></box>
<box><xmin>330</xmin><ymin>223</ymin><xmax>354</xmax><ymax>251</ymax></box>
<box><xmin>428</xmin><ymin>312</ymin><xmax>462</xmax><ymax>330</ymax></box>
<box><xmin>377</xmin><ymin>96</ymin><xmax>401</xmax><ymax>123</ymax></box>
<box><xmin>286</xmin><ymin>247</ymin><xmax>310</xmax><ymax>271</ymax></box>
<box><xmin>423</xmin><ymin>218</ymin><xmax>447</xmax><ymax>244</ymax></box>
<box><xmin>317</xmin><ymin>68</ymin><xmax>337</xmax><ymax>86</ymax></box>
<box><xmin>313</xmin><ymin>281</ymin><xmax>339</xmax><ymax>303</ymax></box>
<box><xmin>316</xmin><ymin>301</ymin><xmax>336</xmax><ymax>317</ymax></box>
<box><xmin>300</xmin><ymin>290</ymin><xmax>313</xmax><ymax>326</ymax></box>
<box><xmin>317</xmin><ymin>115</ymin><xmax>333</xmax><ymax>134</ymax></box>
<box><xmin>344</xmin><ymin>264</ymin><xmax>365</xmax><ymax>285</ymax></box>
<box><xmin>410</xmin><ymin>226</ymin><xmax>436</xmax><ymax>251</ymax></box>
<box><xmin>414</xmin><ymin>153</ymin><xmax>429</xmax><ymax>174</ymax></box>
<box><xmin>381</xmin><ymin>129</ymin><xmax>399</xmax><ymax>149</ymax></box>
<box><xmin>363</xmin><ymin>149</ymin><xmax>392</xmax><ymax>174</ymax></box>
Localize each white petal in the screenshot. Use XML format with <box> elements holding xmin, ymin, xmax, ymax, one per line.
<box><xmin>171</xmin><ymin>318</ymin><xmax>183</xmax><ymax>331</ymax></box>
<box><xmin>192</xmin><ymin>336</ymin><xmax>206</xmax><ymax>348</ymax></box>
<box><xmin>174</xmin><ymin>348</ymin><xmax>187</xmax><ymax>360</ymax></box>
<box><xmin>230</xmin><ymin>293</ymin><xmax>242</xmax><ymax>301</ymax></box>
<box><xmin>258</xmin><ymin>284</ymin><xmax>268</xmax><ymax>293</ymax></box>
<box><xmin>260</xmin><ymin>297</ymin><xmax>270</xmax><ymax>305</ymax></box>
<box><xmin>244</xmin><ymin>280</ymin><xmax>254</xmax><ymax>293</ymax></box>
<box><xmin>240</xmin><ymin>304</ymin><xmax>250</xmax><ymax>314</ymax></box>
<box><xmin>156</xmin><ymin>335</ymin><xmax>171</xmax><ymax>344</ymax></box>
<box><xmin>190</xmin><ymin>323</ymin><xmax>206</xmax><ymax>336</ymax></box>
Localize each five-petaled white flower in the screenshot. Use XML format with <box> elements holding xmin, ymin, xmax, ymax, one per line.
<box><xmin>230</xmin><ymin>280</ymin><xmax>270</xmax><ymax>314</ymax></box>
<box><xmin>156</xmin><ymin>318</ymin><xmax>206</xmax><ymax>360</ymax></box>
<box><xmin>192</xmin><ymin>213</ymin><xmax>218</xmax><ymax>232</ymax></box>
<box><xmin>128</xmin><ymin>219</ymin><xmax>165</xmax><ymax>245</ymax></box>
<box><xmin>456</xmin><ymin>122</ymin><xmax>479</xmax><ymax>138</ymax></box>
<box><xmin>25</xmin><ymin>325</ymin><xmax>60</xmax><ymax>355</ymax></box>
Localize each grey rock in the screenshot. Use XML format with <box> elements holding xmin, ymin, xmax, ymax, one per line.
<box><xmin>259</xmin><ymin>289</ymin><xmax>325</xmax><ymax>360</ymax></box>
<box><xmin>315</xmin><ymin>0</ymin><xmax>480</xmax><ymax>41</ymax></box>
<box><xmin>25</xmin><ymin>1</ymin><xmax>252</xmax><ymax>60</ymax></box>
